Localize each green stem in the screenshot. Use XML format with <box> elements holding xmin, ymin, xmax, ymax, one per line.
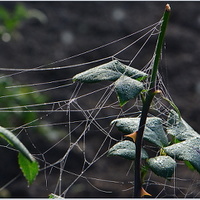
<box><xmin>134</xmin><ymin>4</ymin><xmax>171</xmax><ymax>198</ymax></box>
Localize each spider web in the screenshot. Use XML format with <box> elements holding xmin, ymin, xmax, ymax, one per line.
<box><xmin>0</xmin><ymin>18</ymin><xmax>199</xmax><ymax>198</ymax></box>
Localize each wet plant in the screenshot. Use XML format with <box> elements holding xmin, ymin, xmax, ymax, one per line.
<box><xmin>72</xmin><ymin>4</ymin><xmax>200</xmax><ymax>197</ymax></box>
<box><xmin>0</xmin><ymin>76</ymin><xmax>45</xmax><ymax>185</ymax></box>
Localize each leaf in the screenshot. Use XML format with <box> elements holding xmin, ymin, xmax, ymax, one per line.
<box><xmin>167</xmin><ymin>109</ymin><xmax>199</xmax><ymax>141</ymax></box>
<box><xmin>73</xmin><ymin>68</ymin><xmax>121</xmax><ymax>83</ymax></box>
<box><xmin>184</xmin><ymin>160</ymin><xmax>195</xmax><ymax>171</ymax></box>
<box><xmin>49</xmin><ymin>194</ymin><xmax>65</xmax><ymax>199</ymax></box>
<box><xmin>0</xmin><ymin>126</ymin><xmax>39</xmax><ymax>184</ymax></box>
<box><xmin>107</xmin><ymin>140</ymin><xmax>148</xmax><ymax>160</ymax></box>
<box><xmin>111</xmin><ymin>117</ymin><xmax>138</xmax><ymax>133</ymax></box>
<box><xmin>147</xmin><ymin>156</ymin><xmax>176</xmax><ymax>178</ymax></box>
<box><xmin>164</xmin><ymin>137</ymin><xmax>200</xmax><ymax>172</ymax></box>
<box><xmin>18</xmin><ymin>153</ymin><xmax>39</xmax><ymax>185</ymax></box>
<box><xmin>145</xmin><ymin>117</ymin><xmax>169</xmax><ymax>146</ymax></box>
<box><xmin>114</xmin><ymin>75</ymin><xmax>144</xmax><ymax>106</ymax></box>
<box><xmin>0</xmin><ymin>126</ymin><xmax>35</xmax><ymax>162</ymax></box>
<box><xmin>73</xmin><ymin>60</ymin><xmax>147</xmax><ymax>83</ymax></box>
<box><xmin>111</xmin><ymin>117</ymin><xmax>168</xmax><ymax>147</ymax></box>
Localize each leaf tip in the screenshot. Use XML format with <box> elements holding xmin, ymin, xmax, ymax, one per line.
<box><xmin>18</xmin><ymin>153</ymin><xmax>39</xmax><ymax>185</ymax></box>
<box><xmin>119</xmin><ymin>100</ymin><xmax>127</xmax><ymax>107</ymax></box>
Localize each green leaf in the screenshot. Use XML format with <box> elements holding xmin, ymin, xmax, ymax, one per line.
<box><xmin>111</xmin><ymin>117</ymin><xmax>168</xmax><ymax>147</ymax></box>
<box><xmin>111</xmin><ymin>117</ymin><xmax>138</xmax><ymax>133</ymax></box>
<box><xmin>73</xmin><ymin>60</ymin><xmax>147</xmax><ymax>83</ymax></box>
<box><xmin>164</xmin><ymin>137</ymin><xmax>200</xmax><ymax>173</ymax></box>
<box><xmin>184</xmin><ymin>160</ymin><xmax>195</xmax><ymax>171</ymax></box>
<box><xmin>114</xmin><ymin>75</ymin><xmax>144</xmax><ymax>106</ymax></box>
<box><xmin>145</xmin><ymin>117</ymin><xmax>169</xmax><ymax>146</ymax></box>
<box><xmin>147</xmin><ymin>156</ymin><xmax>176</xmax><ymax>178</ymax></box>
<box><xmin>167</xmin><ymin>109</ymin><xmax>199</xmax><ymax>141</ymax></box>
<box><xmin>0</xmin><ymin>126</ymin><xmax>35</xmax><ymax>162</ymax></box>
<box><xmin>107</xmin><ymin>140</ymin><xmax>148</xmax><ymax>160</ymax></box>
<box><xmin>49</xmin><ymin>193</ymin><xmax>65</xmax><ymax>199</ymax></box>
<box><xmin>18</xmin><ymin>153</ymin><xmax>39</xmax><ymax>185</ymax></box>
<box><xmin>73</xmin><ymin>68</ymin><xmax>121</xmax><ymax>83</ymax></box>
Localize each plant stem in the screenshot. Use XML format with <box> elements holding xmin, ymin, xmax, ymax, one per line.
<box><xmin>134</xmin><ymin>4</ymin><xmax>171</xmax><ymax>198</ymax></box>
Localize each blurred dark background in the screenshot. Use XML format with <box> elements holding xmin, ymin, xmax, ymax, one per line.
<box><xmin>0</xmin><ymin>1</ymin><xmax>200</xmax><ymax>198</ymax></box>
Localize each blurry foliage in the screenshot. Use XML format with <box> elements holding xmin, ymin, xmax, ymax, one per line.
<box><xmin>0</xmin><ymin>76</ymin><xmax>47</xmax><ymax>128</ymax></box>
<box><xmin>0</xmin><ymin>3</ymin><xmax>47</xmax><ymax>42</ymax></box>
<box><xmin>0</xmin><ymin>76</ymin><xmax>66</xmax><ymax>143</ymax></box>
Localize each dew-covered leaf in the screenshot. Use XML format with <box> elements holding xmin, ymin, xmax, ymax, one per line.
<box><xmin>111</xmin><ymin>117</ymin><xmax>138</xmax><ymax>133</ymax></box>
<box><xmin>107</xmin><ymin>140</ymin><xmax>148</xmax><ymax>160</ymax></box>
<box><xmin>111</xmin><ymin>117</ymin><xmax>168</xmax><ymax>147</ymax></box>
<box><xmin>164</xmin><ymin>137</ymin><xmax>200</xmax><ymax>172</ymax></box>
<box><xmin>167</xmin><ymin>109</ymin><xmax>200</xmax><ymax>141</ymax></box>
<box><xmin>18</xmin><ymin>153</ymin><xmax>39</xmax><ymax>185</ymax></box>
<box><xmin>73</xmin><ymin>68</ymin><xmax>121</xmax><ymax>83</ymax></box>
<box><xmin>114</xmin><ymin>75</ymin><xmax>144</xmax><ymax>106</ymax></box>
<box><xmin>146</xmin><ymin>117</ymin><xmax>168</xmax><ymax>146</ymax></box>
<box><xmin>73</xmin><ymin>60</ymin><xmax>147</xmax><ymax>83</ymax></box>
<box><xmin>147</xmin><ymin>156</ymin><xmax>176</xmax><ymax>178</ymax></box>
